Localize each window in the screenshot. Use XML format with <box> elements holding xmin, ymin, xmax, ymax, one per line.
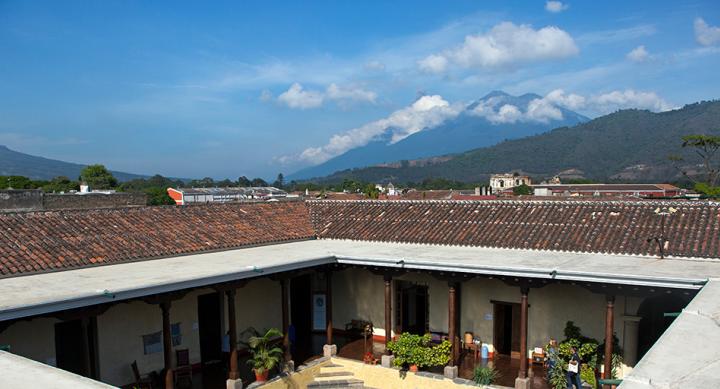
<box><xmin>171</xmin><ymin>323</ymin><xmax>182</xmax><ymax>346</ymax></box>
<box><xmin>142</xmin><ymin>332</ymin><xmax>162</xmax><ymax>355</ymax></box>
<box><xmin>142</xmin><ymin>322</ymin><xmax>182</xmax><ymax>355</ymax></box>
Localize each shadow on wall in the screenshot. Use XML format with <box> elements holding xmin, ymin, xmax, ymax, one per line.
<box><xmin>637</xmin><ymin>294</ymin><xmax>692</xmax><ymax>360</ymax></box>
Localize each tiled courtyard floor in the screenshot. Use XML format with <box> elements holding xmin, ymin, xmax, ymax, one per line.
<box><xmin>337</xmin><ymin>338</ymin><xmax>551</xmax><ymax>389</ymax></box>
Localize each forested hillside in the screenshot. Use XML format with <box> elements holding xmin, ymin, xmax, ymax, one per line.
<box><xmin>310</xmin><ymin>100</ymin><xmax>720</xmax><ymax>184</ymax></box>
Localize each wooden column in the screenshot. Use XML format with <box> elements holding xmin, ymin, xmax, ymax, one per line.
<box><xmin>384</xmin><ymin>275</ymin><xmax>392</xmax><ymax>353</ymax></box>
<box><xmin>326</xmin><ymin>270</ymin><xmax>333</xmax><ymax>345</ymax></box>
<box><xmin>226</xmin><ymin>289</ymin><xmax>240</xmax><ymax>380</ymax></box>
<box><xmin>281</xmin><ymin>278</ymin><xmax>291</xmax><ymax>362</ymax></box>
<box><xmin>518</xmin><ymin>287</ymin><xmax>529</xmax><ymax>379</ymax></box>
<box><xmin>603</xmin><ymin>295</ymin><xmax>616</xmax><ymax>381</ymax></box>
<box><xmin>161</xmin><ymin>301</ymin><xmax>174</xmax><ymax>389</ymax></box>
<box><xmin>448</xmin><ymin>282</ymin><xmax>457</xmax><ymax>366</ymax></box>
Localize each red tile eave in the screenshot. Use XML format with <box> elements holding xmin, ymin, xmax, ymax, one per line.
<box><xmin>3</xmin><ymin>199</ymin><xmax>719</xmax><ymax>278</ymax></box>
<box><xmin>307</xmin><ymin>200</ymin><xmax>720</xmax><ymax>260</ymax></box>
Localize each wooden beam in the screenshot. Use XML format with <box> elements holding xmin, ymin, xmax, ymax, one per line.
<box><xmin>213</xmin><ymin>279</ymin><xmax>249</xmax><ymax>292</ymax></box>
<box><xmin>518</xmin><ymin>287</ymin><xmax>529</xmax><ymax>379</ymax></box>
<box><xmin>161</xmin><ymin>301</ymin><xmax>173</xmax><ymax>389</ymax></box>
<box><xmin>226</xmin><ymin>289</ymin><xmax>240</xmax><ymax>380</ymax></box>
<box><xmin>603</xmin><ymin>295</ymin><xmax>615</xmax><ymax>383</ymax></box>
<box><xmin>326</xmin><ymin>270</ymin><xmax>333</xmax><ymax>345</ymax></box>
<box><xmin>384</xmin><ymin>274</ymin><xmax>392</xmax><ymax>354</ymax></box>
<box><xmin>448</xmin><ymin>282</ymin><xmax>458</xmax><ymax>366</ymax></box>
<box><xmin>143</xmin><ymin>290</ymin><xmax>188</xmax><ymax>306</ymax></box>
<box><xmin>280</xmin><ymin>278</ymin><xmax>291</xmax><ymax>362</ymax></box>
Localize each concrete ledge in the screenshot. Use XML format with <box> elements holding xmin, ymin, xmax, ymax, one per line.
<box><xmin>515</xmin><ymin>377</ymin><xmax>531</xmax><ymax>389</ymax></box>
<box><xmin>0</xmin><ymin>350</ymin><xmax>117</xmax><ymax>389</ymax></box>
<box><xmin>381</xmin><ymin>354</ymin><xmax>395</xmax><ymax>368</ymax></box>
<box><xmin>444</xmin><ymin>365</ymin><xmax>458</xmax><ymax>379</ymax></box>
<box><xmin>226</xmin><ymin>378</ymin><xmax>243</xmax><ymax>389</ymax></box>
<box><xmin>323</xmin><ymin>344</ymin><xmax>337</xmax><ymax>357</ymax></box>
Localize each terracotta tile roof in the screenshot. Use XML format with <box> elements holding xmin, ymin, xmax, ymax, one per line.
<box><xmin>307</xmin><ymin>200</ymin><xmax>720</xmax><ymax>259</ymax></box>
<box><xmin>3</xmin><ymin>199</ymin><xmax>719</xmax><ymax>278</ymax></box>
<box><xmin>0</xmin><ymin>202</ymin><xmax>314</xmax><ymax>277</ymax></box>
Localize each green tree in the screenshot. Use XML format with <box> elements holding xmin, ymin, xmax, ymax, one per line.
<box><xmin>363</xmin><ymin>183</ymin><xmax>380</xmax><ymax>199</ymax></box>
<box><xmin>272</xmin><ymin>173</ymin><xmax>285</xmax><ymax>189</ymax></box>
<box><xmin>513</xmin><ymin>184</ymin><xmax>532</xmax><ymax>195</ymax></box>
<box><xmin>250</xmin><ymin>177</ymin><xmax>268</xmax><ymax>187</ymax></box>
<box><xmin>216</xmin><ymin>178</ymin><xmax>234</xmax><ymax>187</ymax></box>
<box><xmin>42</xmin><ymin>176</ymin><xmax>79</xmax><ymax>193</ymax></box>
<box><xmin>0</xmin><ymin>175</ymin><xmax>34</xmax><ymax>189</ymax></box>
<box><xmin>670</xmin><ymin>134</ymin><xmax>720</xmax><ymax>197</ymax></box>
<box><xmin>188</xmin><ymin>177</ymin><xmax>215</xmax><ymax>188</ymax></box>
<box><xmin>237</xmin><ymin>176</ymin><xmax>252</xmax><ymax>187</ymax></box>
<box><xmin>144</xmin><ymin>187</ymin><xmax>175</xmax><ymax>206</ymax></box>
<box><xmin>80</xmin><ymin>164</ymin><xmax>118</xmax><ymax>189</ymax></box>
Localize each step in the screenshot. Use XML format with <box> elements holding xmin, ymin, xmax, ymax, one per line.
<box><xmin>307</xmin><ymin>378</ymin><xmax>365</xmax><ymax>388</ymax></box>
<box><xmin>315</xmin><ymin>371</ymin><xmax>355</xmax><ymax>378</ymax></box>
<box><xmin>314</xmin><ymin>374</ymin><xmax>356</xmax><ymax>382</ymax></box>
<box><xmin>319</xmin><ymin>364</ymin><xmax>352</xmax><ymax>375</ymax></box>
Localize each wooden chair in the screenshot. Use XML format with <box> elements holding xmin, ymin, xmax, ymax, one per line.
<box><xmin>131</xmin><ymin>360</ymin><xmax>153</xmax><ymax>389</ymax></box>
<box><xmin>174</xmin><ymin>349</ymin><xmax>193</xmax><ymax>385</ymax></box>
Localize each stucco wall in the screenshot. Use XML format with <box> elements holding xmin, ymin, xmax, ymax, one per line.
<box><xmin>332</xmin><ymin>268</ymin><xmax>387</xmax><ymax>336</ymax></box>
<box><xmin>229</xmin><ymin>277</ymin><xmax>283</xmax><ymax>335</ymax></box>
<box><xmin>0</xmin><ymin>317</ymin><xmax>58</xmax><ymax>366</ymax></box>
<box><xmin>97</xmin><ymin>288</ymin><xmax>210</xmax><ymax>386</ymax></box>
<box><xmin>333</xmin><ymin>268</ymin><xmax>641</xmax><ymax>364</ymax></box>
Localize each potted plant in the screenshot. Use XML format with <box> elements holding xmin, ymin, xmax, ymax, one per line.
<box><xmin>246</xmin><ymin>328</ymin><xmax>284</xmax><ymax>382</ymax></box>
<box><xmin>386</xmin><ymin>333</ymin><xmax>451</xmax><ymax>371</ymax></box>
<box><xmin>473</xmin><ymin>365</ymin><xmax>500</xmax><ymax>385</ymax></box>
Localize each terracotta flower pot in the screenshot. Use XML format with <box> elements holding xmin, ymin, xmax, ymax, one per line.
<box><xmin>409</xmin><ymin>364</ymin><xmax>419</xmax><ymax>372</ymax></box>
<box><xmin>254</xmin><ymin>369</ymin><xmax>269</xmax><ymax>382</ymax></box>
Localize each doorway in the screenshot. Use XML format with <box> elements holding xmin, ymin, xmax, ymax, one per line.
<box><xmin>397</xmin><ymin>282</ymin><xmax>429</xmax><ymax>335</ymax></box>
<box><xmin>198</xmin><ymin>292</ymin><xmax>223</xmax><ymax>365</ymax></box>
<box><xmin>54</xmin><ymin>318</ymin><xmax>98</xmax><ymax>378</ymax></box>
<box><xmin>637</xmin><ymin>294</ymin><xmax>691</xmax><ymax>360</ymax></box>
<box><xmin>291</xmin><ymin>274</ymin><xmax>313</xmax><ymax>363</ymax></box>
<box><xmin>493</xmin><ymin>302</ymin><xmax>520</xmax><ymax>358</ymax></box>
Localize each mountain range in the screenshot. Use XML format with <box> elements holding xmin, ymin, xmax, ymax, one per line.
<box><xmin>0</xmin><ymin>145</ymin><xmax>147</xmax><ymax>181</ymax></box>
<box><xmin>309</xmin><ymin>100</ymin><xmax>720</xmax><ymax>184</ymax></box>
<box><xmin>288</xmin><ymin>91</ymin><xmax>589</xmax><ymax>180</ymax></box>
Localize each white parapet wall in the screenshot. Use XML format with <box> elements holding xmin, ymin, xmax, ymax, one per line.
<box><xmin>0</xmin><ymin>350</ymin><xmax>118</xmax><ymax>389</ymax></box>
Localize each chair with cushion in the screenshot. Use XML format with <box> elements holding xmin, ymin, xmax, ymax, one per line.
<box><xmin>174</xmin><ymin>349</ymin><xmax>193</xmax><ymax>385</ymax></box>
<box><xmin>131</xmin><ymin>360</ymin><xmax>154</xmax><ymax>389</ymax></box>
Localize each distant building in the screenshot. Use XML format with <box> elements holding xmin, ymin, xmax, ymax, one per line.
<box><xmin>531</xmin><ymin>183</ymin><xmax>682</xmax><ymax>198</ymax></box>
<box><xmin>167</xmin><ymin>187</ymin><xmax>288</xmax><ymax>205</ymax></box>
<box><xmin>0</xmin><ymin>189</ymin><xmax>146</xmax><ymax>212</ymax></box>
<box><xmin>489</xmin><ymin>173</ymin><xmax>531</xmax><ymax>193</ymax></box>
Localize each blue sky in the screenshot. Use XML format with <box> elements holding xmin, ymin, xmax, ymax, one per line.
<box><xmin>1</xmin><ymin>0</ymin><xmax>719</xmax><ymax>179</ymax></box>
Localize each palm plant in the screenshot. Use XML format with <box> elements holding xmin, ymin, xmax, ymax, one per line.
<box><xmin>246</xmin><ymin>328</ymin><xmax>284</xmax><ymax>380</ymax></box>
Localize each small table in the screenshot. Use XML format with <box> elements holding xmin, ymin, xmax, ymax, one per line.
<box><xmin>531</xmin><ymin>351</ymin><xmax>546</xmax><ymax>365</ymax></box>
<box><xmin>463</xmin><ymin>343</ymin><xmax>481</xmax><ymax>360</ymax></box>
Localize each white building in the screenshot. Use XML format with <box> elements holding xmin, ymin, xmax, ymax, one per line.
<box><xmin>489</xmin><ymin>173</ymin><xmax>531</xmax><ymax>193</ymax></box>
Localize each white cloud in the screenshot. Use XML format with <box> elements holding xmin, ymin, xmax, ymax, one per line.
<box><xmin>419</xmin><ymin>22</ymin><xmax>578</xmax><ymax>72</ymax></box>
<box><xmin>526</xmin><ymin>98</ymin><xmax>563</xmax><ymax>122</ymax></box>
<box><xmin>326</xmin><ymin>83</ymin><xmax>377</xmax><ymax>104</ymax></box>
<box><xmin>545</xmin><ymin>1</ymin><xmax>569</xmax><ymax>13</ymax></box>
<box><xmin>277</xmin><ymin>83</ymin><xmax>376</xmax><ymax>109</ymax></box>
<box><xmin>364</xmin><ymin>60</ymin><xmax>386</xmax><ymax>71</ymax></box>
<box><xmin>259</xmin><ymin>89</ymin><xmax>273</xmax><ymax>102</ymax></box>
<box><xmin>626</xmin><ymin>45</ymin><xmax>650</xmax><ymax>62</ymax></box>
<box><xmin>277</xmin><ymin>83</ymin><xmax>324</xmax><ymax>109</ymax></box>
<box><xmin>694</xmin><ymin>18</ymin><xmax>720</xmax><ymax>46</ymax></box>
<box><xmin>471</xmin><ymin>88</ymin><xmax>672</xmax><ymax>123</ymax></box>
<box><xmin>290</xmin><ymin>95</ymin><xmax>464</xmax><ymax>164</ymax></box>
<box><xmin>471</xmin><ymin>93</ymin><xmax>564</xmax><ymax>124</ymax></box>
<box><xmin>590</xmin><ymin>90</ymin><xmax>673</xmax><ymax>113</ymax></box>
<box><xmin>418</xmin><ymin>54</ymin><xmax>449</xmax><ymax>73</ymax></box>
<box><xmin>543</xmin><ymin>89</ymin><xmax>586</xmax><ymax>110</ymax></box>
